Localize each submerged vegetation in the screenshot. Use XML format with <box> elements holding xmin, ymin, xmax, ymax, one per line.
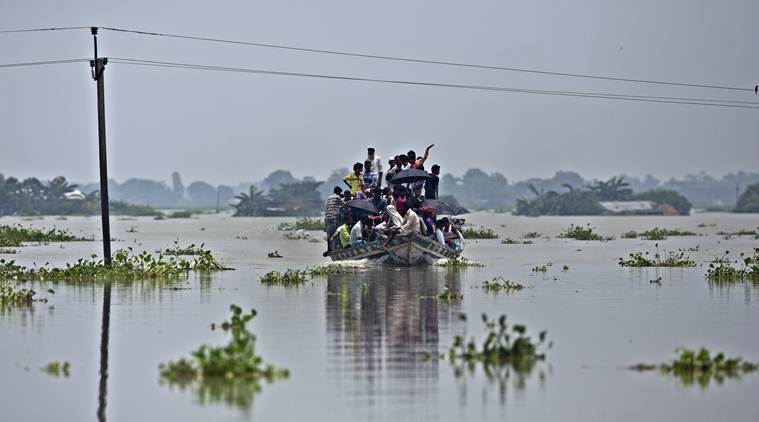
<box><xmin>461</xmin><ymin>227</ymin><xmax>499</xmax><ymax>239</ymax></box>
<box><xmin>436</xmin><ymin>287</ymin><xmax>463</xmax><ymax>301</ymax></box>
<box><xmin>705</xmin><ymin>249</ymin><xmax>759</xmax><ymax>282</ymax></box>
<box><xmin>639</xmin><ymin>227</ymin><xmax>696</xmax><ymax>240</ymax></box>
<box><xmin>0</xmin><ymin>245</ymin><xmax>228</xmax><ymax>282</ymax></box>
<box><xmin>163</xmin><ymin>241</ymin><xmax>206</xmax><ymax>256</ymax></box>
<box><xmin>259</xmin><ymin>270</ymin><xmax>308</xmax><ymax>286</ymax></box>
<box><xmin>42</xmin><ymin>361</ymin><xmax>70</xmax><ymax>377</ymax></box>
<box><xmin>558</xmin><ymin>224</ymin><xmax>607</xmax><ymax>241</ymax></box>
<box><xmin>630</xmin><ymin>347</ymin><xmax>757</xmax><ymax>388</ymax></box>
<box><xmin>167</xmin><ymin>211</ymin><xmax>193</xmax><ymax>219</ymax></box>
<box><xmin>443</xmin><ymin>314</ymin><xmax>549</xmax><ymax>369</ymax></box>
<box><xmin>0</xmin><ymin>224</ymin><xmax>91</xmax><ymax>247</ymax></box>
<box><xmin>734</xmin><ymin>182</ymin><xmax>759</xmax><ymax>213</ymax></box>
<box><xmin>277</xmin><ymin>217</ymin><xmax>325</xmax><ymax>231</ymax></box>
<box><xmin>266</xmin><ymin>250</ymin><xmax>283</xmax><ymax>258</ymax></box>
<box><xmin>0</xmin><ymin>284</ymin><xmax>37</xmax><ymax>305</ymax></box>
<box><xmin>618</xmin><ymin>244</ymin><xmax>696</xmax><ymax>267</ymax></box>
<box><xmin>159</xmin><ymin>305</ymin><xmax>289</xmax><ymax>406</ymax></box>
<box><xmin>436</xmin><ymin>257</ymin><xmax>485</xmax><ymax>268</ymax></box>
<box><xmin>500</xmin><ymin>238</ymin><xmax>533</xmax><ymax>245</ymax></box>
<box><xmin>481</xmin><ymin>277</ymin><xmax>525</xmax><ymax>292</ymax></box>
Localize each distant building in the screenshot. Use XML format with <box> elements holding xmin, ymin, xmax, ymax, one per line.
<box><xmin>599</xmin><ymin>201</ymin><xmax>660</xmax><ymax>215</ymax></box>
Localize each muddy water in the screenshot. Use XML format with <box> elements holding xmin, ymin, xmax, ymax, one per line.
<box><xmin>1</xmin><ymin>212</ymin><xmax>758</xmax><ymax>421</ymax></box>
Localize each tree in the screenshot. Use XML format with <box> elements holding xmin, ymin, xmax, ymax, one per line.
<box><xmin>171</xmin><ymin>171</ymin><xmax>185</xmax><ymax>204</ymax></box>
<box><xmin>734</xmin><ymin>182</ymin><xmax>759</xmax><ymax>213</ymax></box>
<box><xmin>233</xmin><ymin>185</ymin><xmax>268</xmax><ymax>216</ymax></box>
<box><xmin>633</xmin><ymin>189</ymin><xmax>692</xmax><ymax>215</ymax></box>
<box><xmin>187</xmin><ymin>181</ymin><xmax>217</xmax><ymax>207</ymax></box>
<box><xmin>591</xmin><ymin>176</ymin><xmax>633</xmax><ymax>201</ymax></box>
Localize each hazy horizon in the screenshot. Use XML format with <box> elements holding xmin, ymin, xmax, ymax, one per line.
<box><xmin>2</xmin><ymin>0</ymin><xmax>758</xmax><ymax>186</ymax></box>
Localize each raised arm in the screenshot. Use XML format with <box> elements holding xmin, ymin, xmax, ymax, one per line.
<box><xmin>416</xmin><ymin>144</ymin><xmax>434</xmax><ymax>167</ymax></box>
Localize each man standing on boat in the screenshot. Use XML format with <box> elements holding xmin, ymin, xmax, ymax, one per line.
<box><xmin>366</xmin><ymin>146</ymin><xmax>383</xmax><ymax>188</ymax></box>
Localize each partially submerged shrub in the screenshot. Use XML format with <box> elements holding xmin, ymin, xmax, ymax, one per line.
<box><xmin>259</xmin><ymin>269</ymin><xmax>308</xmax><ymax>286</ymax></box>
<box><xmin>621</xmin><ymin>231</ymin><xmax>638</xmax><ymax>239</ymax></box>
<box><xmin>278</xmin><ymin>217</ymin><xmax>324</xmax><ymax>231</ymax></box>
<box><xmin>444</xmin><ymin>314</ymin><xmax>549</xmax><ymax>369</ymax></box>
<box><xmin>163</xmin><ymin>240</ymin><xmax>206</xmax><ymax>256</ymax></box>
<box><xmin>618</xmin><ymin>244</ymin><xmax>696</xmax><ymax>267</ymax></box>
<box><xmin>436</xmin><ymin>257</ymin><xmax>485</xmax><ymax>268</ymax></box>
<box><xmin>461</xmin><ymin>227</ymin><xmax>499</xmax><ymax>239</ymax></box>
<box><xmin>558</xmin><ymin>224</ymin><xmax>607</xmax><ymax>241</ymax></box>
<box><xmin>706</xmin><ymin>249</ymin><xmax>759</xmax><ymax>282</ymax></box>
<box><xmin>0</xmin><ymin>224</ymin><xmax>91</xmax><ymax>247</ymax></box>
<box><xmin>0</xmin><ymin>245</ymin><xmax>228</xmax><ymax>282</ymax></box>
<box><xmin>481</xmin><ymin>277</ymin><xmax>525</xmax><ymax>292</ymax></box>
<box><xmin>640</xmin><ymin>227</ymin><xmax>696</xmax><ymax>240</ymax></box>
<box><xmin>522</xmin><ymin>232</ymin><xmax>541</xmax><ymax>239</ymax></box>
<box><xmin>531</xmin><ymin>263</ymin><xmax>551</xmax><ymax>273</ymax></box>
<box><xmin>500</xmin><ymin>238</ymin><xmax>533</xmax><ymax>245</ymax></box>
<box><xmin>159</xmin><ymin>305</ymin><xmax>288</xmax><ymax>390</ymax></box>
<box><xmin>630</xmin><ymin>347</ymin><xmax>757</xmax><ymax>388</ymax></box>
<box><xmin>0</xmin><ymin>284</ymin><xmax>37</xmax><ymax>305</ymax></box>
<box><xmin>437</xmin><ymin>287</ymin><xmax>463</xmax><ymax>301</ymax></box>
<box><xmin>266</xmin><ymin>250</ymin><xmax>283</xmax><ymax>258</ymax></box>
<box><xmin>42</xmin><ymin>361</ymin><xmax>70</xmax><ymax>377</ymax></box>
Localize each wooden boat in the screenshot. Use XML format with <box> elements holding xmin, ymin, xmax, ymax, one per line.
<box><xmin>329</xmin><ymin>233</ymin><xmax>460</xmax><ymax>265</ymax></box>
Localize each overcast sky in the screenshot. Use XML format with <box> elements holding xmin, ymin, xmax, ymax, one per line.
<box><xmin>1</xmin><ymin>0</ymin><xmax>757</xmax><ymax>186</ymax></box>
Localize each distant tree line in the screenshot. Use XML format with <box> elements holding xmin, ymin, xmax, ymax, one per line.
<box><xmin>514</xmin><ymin>176</ymin><xmax>692</xmax><ymax>216</ymax></box>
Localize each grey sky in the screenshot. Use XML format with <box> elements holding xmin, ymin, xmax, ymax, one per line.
<box><xmin>1</xmin><ymin>0</ymin><xmax>757</xmax><ymax>186</ymax></box>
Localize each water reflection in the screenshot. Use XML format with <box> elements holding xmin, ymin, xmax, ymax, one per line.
<box><xmin>97</xmin><ymin>280</ymin><xmax>111</xmax><ymax>422</ymax></box>
<box><xmin>325</xmin><ymin>268</ymin><xmax>462</xmax><ymax>408</ymax></box>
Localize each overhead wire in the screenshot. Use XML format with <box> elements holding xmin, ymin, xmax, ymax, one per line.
<box><xmin>0</xmin><ymin>58</ymin><xmax>90</xmax><ymax>68</ymax></box>
<box><xmin>108</xmin><ymin>57</ymin><xmax>759</xmax><ymax>110</ymax></box>
<box><xmin>0</xmin><ymin>26</ymin><xmax>90</xmax><ymax>34</ymax></box>
<box><xmin>100</xmin><ymin>26</ymin><xmax>754</xmax><ymax>93</ymax></box>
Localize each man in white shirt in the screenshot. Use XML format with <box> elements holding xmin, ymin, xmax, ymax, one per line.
<box><xmin>366</xmin><ymin>146</ymin><xmax>383</xmax><ymax>188</ymax></box>
<box><xmin>350</xmin><ymin>219</ymin><xmax>365</xmax><ymax>246</ymax></box>
<box><xmin>399</xmin><ymin>207</ymin><xmax>421</xmax><ymax>235</ymax></box>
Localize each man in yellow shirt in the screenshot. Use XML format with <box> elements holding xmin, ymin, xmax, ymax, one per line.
<box><xmin>343</xmin><ymin>162</ymin><xmax>365</xmax><ymax>196</ymax></box>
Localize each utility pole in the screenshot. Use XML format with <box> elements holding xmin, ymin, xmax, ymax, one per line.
<box><xmin>90</xmin><ymin>27</ymin><xmax>111</xmax><ymax>266</ymax></box>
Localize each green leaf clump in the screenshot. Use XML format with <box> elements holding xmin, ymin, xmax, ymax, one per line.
<box><xmin>160</xmin><ymin>305</ymin><xmax>288</xmax><ymax>386</ymax></box>
<box><xmin>259</xmin><ymin>269</ymin><xmax>308</xmax><ymax>286</ymax></box>
<box><xmin>461</xmin><ymin>227</ymin><xmax>499</xmax><ymax>239</ymax></box>
<box><xmin>558</xmin><ymin>224</ymin><xmax>607</xmax><ymax>241</ymax></box>
<box><xmin>706</xmin><ymin>249</ymin><xmax>759</xmax><ymax>282</ymax></box>
<box><xmin>618</xmin><ymin>243</ymin><xmax>696</xmax><ymax>267</ymax></box>
<box><xmin>0</xmin><ymin>224</ymin><xmax>91</xmax><ymax>247</ymax></box>
<box><xmin>481</xmin><ymin>277</ymin><xmax>525</xmax><ymax>292</ymax></box>
<box><xmin>631</xmin><ymin>347</ymin><xmax>757</xmax><ymax>388</ymax></box>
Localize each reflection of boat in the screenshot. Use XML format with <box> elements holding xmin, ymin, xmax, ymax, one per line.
<box><xmin>329</xmin><ymin>233</ymin><xmax>460</xmax><ymax>265</ymax></box>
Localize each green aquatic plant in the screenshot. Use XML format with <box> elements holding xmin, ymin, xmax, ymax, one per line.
<box><xmin>461</xmin><ymin>227</ymin><xmax>499</xmax><ymax>239</ymax></box>
<box><xmin>42</xmin><ymin>361</ymin><xmax>70</xmax><ymax>377</ymax></box>
<box><xmin>0</xmin><ymin>224</ymin><xmax>91</xmax><ymax>247</ymax></box>
<box><xmin>307</xmin><ymin>264</ymin><xmax>362</xmax><ymax>277</ymax></box>
<box><xmin>266</xmin><ymin>250</ymin><xmax>283</xmax><ymax>258</ymax></box>
<box><xmin>445</xmin><ymin>314</ymin><xmax>549</xmax><ymax>368</ymax></box>
<box><xmin>167</xmin><ymin>211</ymin><xmax>193</xmax><ymax>219</ymax></box>
<box><xmin>481</xmin><ymin>277</ymin><xmax>525</xmax><ymax>292</ymax></box>
<box><xmin>163</xmin><ymin>241</ymin><xmax>206</xmax><ymax>256</ymax></box>
<box><xmin>277</xmin><ymin>217</ymin><xmax>325</xmax><ymax>231</ymax></box>
<box><xmin>500</xmin><ymin>238</ymin><xmax>533</xmax><ymax>245</ymax></box>
<box><xmin>522</xmin><ymin>232</ymin><xmax>541</xmax><ymax>239</ymax></box>
<box><xmin>558</xmin><ymin>224</ymin><xmax>607</xmax><ymax>241</ymax></box>
<box><xmin>640</xmin><ymin>227</ymin><xmax>696</xmax><ymax>240</ymax></box>
<box><xmin>436</xmin><ymin>257</ymin><xmax>485</xmax><ymax>268</ymax></box>
<box><xmin>436</xmin><ymin>287</ymin><xmax>463</xmax><ymax>301</ymax></box>
<box><xmin>618</xmin><ymin>244</ymin><xmax>696</xmax><ymax>267</ymax></box>
<box><xmin>562</xmin><ymin>265</ymin><xmax>569</xmax><ymax>271</ymax></box>
<box><xmin>531</xmin><ymin>262</ymin><xmax>551</xmax><ymax>273</ymax></box>
<box><xmin>0</xmin><ymin>245</ymin><xmax>228</xmax><ymax>282</ymax></box>
<box><xmin>621</xmin><ymin>231</ymin><xmax>638</xmax><ymax>239</ymax></box>
<box><xmin>0</xmin><ymin>284</ymin><xmax>37</xmax><ymax>305</ymax></box>
<box><xmin>259</xmin><ymin>269</ymin><xmax>308</xmax><ymax>286</ymax></box>
<box><xmin>716</xmin><ymin>229</ymin><xmax>757</xmax><ymax>237</ymax></box>
<box><xmin>630</xmin><ymin>347</ymin><xmax>757</xmax><ymax>388</ymax></box>
<box><xmin>160</xmin><ymin>305</ymin><xmax>288</xmax><ymax>387</ymax></box>
<box><xmin>705</xmin><ymin>249</ymin><xmax>759</xmax><ymax>282</ymax></box>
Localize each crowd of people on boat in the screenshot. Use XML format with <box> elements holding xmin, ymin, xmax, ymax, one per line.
<box><xmin>323</xmin><ymin>145</ymin><xmax>465</xmax><ymax>255</ymax></box>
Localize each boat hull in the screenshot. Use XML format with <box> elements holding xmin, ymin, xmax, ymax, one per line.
<box><xmin>329</xmin><ymin>233</ymin><xmax>460</xmax><ymax>265</ymax></box>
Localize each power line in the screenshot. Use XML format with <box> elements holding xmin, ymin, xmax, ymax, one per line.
<box><xmin>0</xmin><ymin>58</ymin><xmax>90</xmax><ymax>69</ymax></box>
<box><xmin>0</xmin><ymin>26</ymin><xmax>90</xmax><ymax>34</ymax></box>
<box><xmin>108</xmin><ymin>57</ymin><xmax>759</xmax><ymax>110</ymax></box>
<box><xmin>101</xmin><ymin>26</ymin><xmax>754</xmax><ymax>93</ymax></box>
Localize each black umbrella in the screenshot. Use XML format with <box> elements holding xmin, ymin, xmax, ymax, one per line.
<box><xmin>422</xmin><ymin>199</ymin><xmax>469</xmax><ymax>216</ymax></box>
<box><xmin>389</xmin><ymin>168</ymin><xmax>432</xmax><ymax>184</ymax></box>
<box><xmin>346</xmin><ymin>199</ymin><xmax>379</xmax><ymax>214</ymax></box>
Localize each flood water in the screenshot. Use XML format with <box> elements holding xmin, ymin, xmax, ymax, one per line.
<box><xmin>1</xmin><ymin>212</ymin><xmax>758</xmax><ymax>421</ymax></box>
